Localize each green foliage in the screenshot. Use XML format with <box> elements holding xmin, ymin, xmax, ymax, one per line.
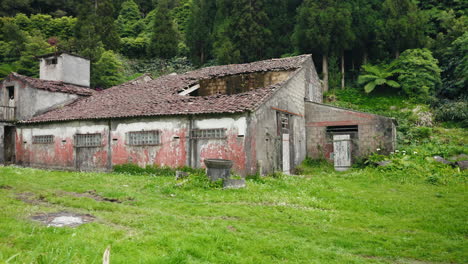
<box><xmin>293</xmin><ymin>0</ymin><xmax>355</xmax><ymax>56</ymax></box>
<box><xmin>392</xmin><ymin>48</ymin><xmax>441</xmax><ymax>99</ymax></box>
<box><xmin>357</xmin><ymin>64</ymin><xmax>401</xmax><ymax>93</ymax></box>
<box><xmin>116</xmin><ymin>0</ymin><xmax>142</xmax><ymax>38</ymax></box>
<box><xmin>212</xmin><ymin>0</ymin><xmax>272</xmax><ymax>64</ymax></box>
<box><xmin>434</xmin><ymin>100</ymin><xmax>468</xmax><ymax>127</ymax></box>
<box><xmin>120</xmin><ymin>37</ymin><xmax>148</xmax><ymax>58</ymax></box>
<box><xmin>438</xmin><ymin>32</ymin><xmax>468</xmax><ymax>98</ymax></box>
<box><xmin>379</xmin><ymin>0</ymin><xmax>428</xmax><ymax>57</ymax></box>
<box><xmin>91</xmin><ymin>50</ymin><xmax>124</xmax><ymax>89</ymax></box>
<box><xmin>185</xmin><ymin>0</ymin><xmax>215</xmax><ymax>65</ymax></box>
<box><xmin>114</xmin><ymin>163</ymin><xmax>194</xmax><ymax>176</ymax></box>
<box><xmin>122</xmin><ymin>56</ymin><xmax>194</xmax><ymax>78</ymax></box>
<box><xmin>147</xmin><ymin>0</ymin><xmax>178</xmax><ymax>59</ymax></box>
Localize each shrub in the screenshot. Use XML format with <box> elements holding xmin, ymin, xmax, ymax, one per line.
<box><xmin>434</xmin><ymin>100</ymin><xmax>468</xmax><ymax>127</ymax></box>
<box><xmin>391</xmin><ymin>48</ymin><xmax>441</xmax><ymax>100</ymax></box>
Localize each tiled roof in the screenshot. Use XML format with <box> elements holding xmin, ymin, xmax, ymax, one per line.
<box><xmin>23</xmin><ymin>55</ymin><xmax>310</xmax><ymax>123</ymax></box>
<box><xmin>5</xmin><ymin>72</ymin><xmax>95</xmax><ymax>96</ymax></box>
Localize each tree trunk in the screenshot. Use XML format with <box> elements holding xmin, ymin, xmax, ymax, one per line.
<box><xmin>322</xmin><ymin>54</ymin><xmax>329</xmax><ymax>92</ymax></box>
<box><xmin>363</xmin><ymin>51</ymin><xmax>368</xmax><ymax>65</ymax></box>
<box><xmin>341</xmin><ymin>52</ymin><xmax>345</xmax><ymax>89</ymax></box>
<box><xmin>200</xmin><ymin>48</ymin><xmax>204</xmax><ymax>65</ymax></box>
<box><xmin>395</xmin><ymin>50</ymin><xmax>400</xmax><ymax>58</ymax></box>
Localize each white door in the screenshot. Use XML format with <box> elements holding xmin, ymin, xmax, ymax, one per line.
<box><xmin>333</xmin><ymin>134</ymin><xmax>351</xmax><ymax>171</ymax></box>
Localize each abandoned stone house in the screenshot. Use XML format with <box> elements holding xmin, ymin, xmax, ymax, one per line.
<box><xmin>0</xmin><ymin>52</ymin><xmax>396</xmax><ymax>175</ymax></box>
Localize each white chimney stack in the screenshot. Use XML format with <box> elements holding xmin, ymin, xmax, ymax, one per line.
<box><xmin>39</xmin><ymin>52</ymin><xmax>90</xmax><ymax>87</ymax></box>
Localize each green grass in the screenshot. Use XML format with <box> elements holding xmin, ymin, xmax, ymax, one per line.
<box><xmin>1</xmin><ymin>148</ymin><xmax>466</xmax><ymax>264</ymax></box>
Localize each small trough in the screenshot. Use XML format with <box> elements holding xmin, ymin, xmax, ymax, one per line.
<box><xmin>31</xmin><ymin>212</ymin><xmax>95</xmax><ymax>227</ymax></box>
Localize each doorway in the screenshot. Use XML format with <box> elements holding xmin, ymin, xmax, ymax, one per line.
<box><xmin>4</xmin><ymin>126</ymin><xmax>16</xmax><ymax>164</ymax></box>
<box><xmin>277</xmin><ymin>112</ymin><xmax>294</xmax><ymax>174</ymax></box>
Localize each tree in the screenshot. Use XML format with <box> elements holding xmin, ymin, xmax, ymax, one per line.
<box><xmin>15</xmin><ymin>33</ymin><xmax>53</xmax><ymax>77</ymax></box>
<box><xmin>294</xmin><ymin>0</ymin><xmax>354</xmax><ymax>91</ymax></box>
<box><xmin>116</xmin><ymin>0</ymin><xmax>142</xmax><ymax>37</ymax></box>
<box><xmin>357</xmin><ymin>64</ymin><xmax>401</xmax><ymax>93</ymax></box>
<box><xmin>74</xmin><ymin>0</ymin><xmax>119</xmax><ymax>58</ymax></box>
<box><xmin>392</xmin><ymin>48</ymin><xmax>441</xmax><ymax>99</ymax></box>
<box><xmin>91</xmin><ymin>50</ymin><xmax>124</xmax><ymax>88</ymax></box>
<box><xmin>438</xmin><ymin>32</ymin><xmax>468</xmax><ymax>98</ymax></box>
<box><xmin>147</xmin><ymin>0</ymin><xmax>178</xmax><ymax>59</ymax></box>
<box><xmin>185</xmin><ymin>0</ymin><xmax>216</xmax><ymax>65</ymax></box>
<box><xmin>213</xmin><ymin>0</ymin><xmax>271</xmax><ymax>64</ymax></box>
<box><xmin>380</xmin><ymin>0</ymin><xmax>428</xmax><ymax>58</ymax></box>
<box><xmin>95</xmin><ymin>0</ymin><xmax>120</xmax><ymax>50</ymax></box>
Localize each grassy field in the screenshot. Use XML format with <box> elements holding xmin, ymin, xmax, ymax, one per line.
<box><xmin>0</xmin><ymin>151</ymin><xmax>466</xmax><ymax>264</ymax></box>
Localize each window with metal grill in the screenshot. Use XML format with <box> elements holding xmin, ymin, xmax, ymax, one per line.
<box><xmin>32</xmin><ymin>135</ymin><xmax>54</xmax><ymax>144</ymax></box>
<box><xmin>127</xmin><ymin>130</ymin><xmax>160</xmax><ymax>146</ymax></box>
<box><xmin>75</xmin><ymin>133</ymin><xmax>102</xmax><ymax>147</ymax></box>
<box><xmin>191</xmin><ymin>129</ymin><xmax>226</xmax><ymax>139</ymax></box>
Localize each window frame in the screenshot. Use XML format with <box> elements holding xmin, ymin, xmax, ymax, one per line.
<box><xmin>191</xmin><ymin>128</ymin><xmax>227</xmax><ymax>139</ymax></box>
<box><xmin>32</xmin><ymin>135</ymin><xmax>54</xmax><ymax>144</ymax></box>
<box><xmin>126</xmin><ymin>130</ymin><xmax>161</xmax><ymax>146</ymax></box>
<box><xmin>74</xmin><ymin>133</ymin><xmax>102</xmax><ymax>148</ymax></box>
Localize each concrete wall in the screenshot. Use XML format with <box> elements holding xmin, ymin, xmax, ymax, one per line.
<box><xmin>305</xmin><ymin>102</ymin><xmax>396</xmax><ymax>161</ymax></box>
<box><xmin>0</xmin><ymin>124</ymin><xmax>4</xmax><ymax>163</ymax></box>
<box><xmin>1</xmin><ymin>79</ymin><xmax>80</xmax><ymax>121</ymax></box>
<box><xmin>40</xmin><ymin>53</ymin><xmax>90</xmax><ymax>87</ymax></box>
<box><xmin>249</xmin><ymin>56</ymin><xmax>317</xmax><ymax>175</ymax></box>
<box><xmin>16</xmin><ymin>114</ymin><xmax>250</xmax><ymax>174</ymax></box>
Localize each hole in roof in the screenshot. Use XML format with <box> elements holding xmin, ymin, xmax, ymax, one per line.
<box><xmin>179</xmin><ymin>70</ymin><xmax>293</xmax><ymax>96</ymax></box>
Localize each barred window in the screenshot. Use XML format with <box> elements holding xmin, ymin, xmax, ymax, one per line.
<box><xmin>75</xmin><ymin>133</ymin><xmax>102</xmax><ymax>147</ymax></box>
<box><xmin>191</xmin><ymin>128</ymin><xmax>226</xmax><ymax>139</ymax></box>
<box><xmin>127</xmin><ymin>130</ymin><xmax>160</xmax><ymax>146</ymax></box>
<box><xmin>33</xmin><ymin>135</ymin><xmax>54</xmax><ymax>144</ymax></box>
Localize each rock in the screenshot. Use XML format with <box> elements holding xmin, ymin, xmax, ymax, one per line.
<box><xmin>456</xmin><ymin>160</ymin><xmax>468</xmax><ymax>170</ymax></box>
<box><xmin>376</xmin><ymin>160</ymin><xmax>392</xmax><ymax>167</ymax></box>
<box><xmin>433</xmin><ymin>156</ymin><xmax>452</xmax><ymax>165</ymax></box>
<box><xmin>389</xmin><ymin>106</ymin><xmax>397</xmax><ymax>110</ymax></box>
<box><xmin>412</xmin><ymin>105</ymin><xmax>433</xmax><ymax>127</ymax></box>
<box><xmin>448</xmin><ymin>154</ymin><xmax>468</xmax><ymax>162</ymax></box>
<box><xmin>175</xmin><ymin>171</ymin><xmax>189</xmax><ymax>180</ymax></box>
<box><xmin>223</xmin><ymin>179</ymin><xmax>246</xmax><ymax>189</ymax></box>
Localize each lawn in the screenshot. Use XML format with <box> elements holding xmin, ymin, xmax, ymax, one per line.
<box><xmin>0</xmin><ymin>157</ymin><xmax>466</xmax><ymax>263</ymax></box>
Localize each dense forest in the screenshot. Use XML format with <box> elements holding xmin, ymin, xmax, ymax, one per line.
<box><xmin>0</xmin><ymin>0</ymin><xmax>466</xmax><ymax>105</ymax></box>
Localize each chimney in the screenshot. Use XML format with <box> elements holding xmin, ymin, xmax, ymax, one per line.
<box><xmin>38</xmin><ymin>52</ymin><xmax>90</xmax><ymax>87</ymax></box>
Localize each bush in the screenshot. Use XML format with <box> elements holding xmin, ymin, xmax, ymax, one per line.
<box><xmin>434</xmin><ymin>100</ymin><xmax>468</xmax><ymax>127</ymax></box>
<box><xmin>391</xmin><ymin>48</ymin><xmax>441</xmax><ymax>100</ymax></box>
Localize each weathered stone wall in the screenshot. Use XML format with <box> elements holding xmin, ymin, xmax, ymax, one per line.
<box><xmin>305</xmin><ymin>102</ymin><xmax>396</xmax><ymax>160</ymax></box>
<box><xmin>198</xmin><ymin>70</ymin><xmax>292</xmax><ymax>96</ymax></box>
<box><xmin>249</xmin><ymin>56</ymin><xmax>316</xmax><ymax>175</ymax></box>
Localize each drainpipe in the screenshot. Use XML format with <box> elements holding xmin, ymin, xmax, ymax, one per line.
<box><xmin>107</xmin><ymin>120</ymin><xmax>112</xmax><ymax>171</ymax></box>
<box><xmin>188</xmin><ymin>115</ymin><xmax>193</xmax><ymax>167</ymax></box>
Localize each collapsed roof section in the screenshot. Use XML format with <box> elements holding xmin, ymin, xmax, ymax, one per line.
<box><xmin>23</xmin><ymin>55</ymin><xmax>311</xmax><ymax>123</ymax></box>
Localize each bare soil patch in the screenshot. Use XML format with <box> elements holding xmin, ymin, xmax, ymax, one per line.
<box><xmin>15</xmin><ymin>192</ymin><xmax>48</xmax><ymax>205</ymax></box>
<box><xmin>58</xmin><ymin>190</ymin><xmax>126</xmax><ymax>203</ymax></box>
<box><xmin>31</xmin><ymin>212</ymin><xmax>95</xmax><ymax>227</ymax></box>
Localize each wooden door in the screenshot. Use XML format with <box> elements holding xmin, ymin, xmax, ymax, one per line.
<box><xmin>333</xmin><ymin>134</ymin><xmax>351</xmax><ymax>171</ymax></box>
